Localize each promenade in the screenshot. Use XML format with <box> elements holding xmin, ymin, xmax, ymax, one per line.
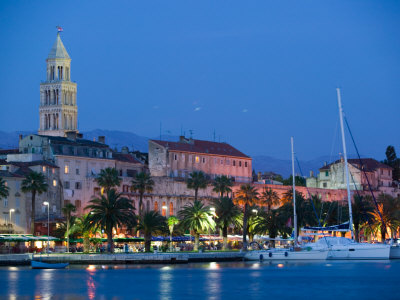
<box><xmin>0</xmin><ymin>251</ymin><xmax>245</xmax><ymax>266</ymax></box>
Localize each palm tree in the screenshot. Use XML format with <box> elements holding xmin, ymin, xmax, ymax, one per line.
<box><xmin>260</xmin><ymin>188</ymin><xmax>280</xmax><ymax>211</ymax></box>
<box><xmin>212</xmin><ymin>197</ymin><xmax>242</xmax><ymax>250</ymax></box>
<box><xmin>212</xmin><ymin>175</ymin><xmax>233</xmax><ymax>198</ymax></box>
<box><xmin>68</xmin><ymin>214</ymin><xmax>99</xmax><ymax>253</ymax></box>
<box><xmin>178</xmin><ymin>200</ymin><xmax>215</xmax><ymax>251</ymax></box>
<box><xmin>371</xmin><ymin>194</ymin><xmax>400</xmax><ymax>241</ymax></box>
<box><xmin>233</xmin><ymin>184</ymin><xmax>259</xmax><ymax>250</ymax></box>
<box><xmin>21</xmin><ymin>171</ymin><xmax>48</xmax><ymax>235</ymax></box>
<box><xmin>352</xmin><ymin>195</ymin><xmax>374</xmax><ymax>242</ymax></box>
<box><xmin>167</xmin><ymin>216</ymin><xmax>180</xmax><ymax>251</ymax></box>
<box><xmin>131</xmin><ymin>172</ymin><xmax>154</xmax><ymax>216</ymax></box>
<box><xmin>253</xmin><ymin>209</ymin><xmax>282</xmax><ymax>248</ymax></box>
<box><xmin>85</xmin><ymin>189</ymin><xmax>137</xmax><ymax>253</ymax></box>
<box><xmin>187</xmin><ymin>171</ymin><xmax>208</xmax><ymax>201</ymax></box>
<box><xmin>137</xmin><ymin>211</ymin><xmax>167</xmax><ymax>252</ymax></box>
<box><xmin>62</xmin><ymin>203</ymin><xmax>76</xmax><ymax>252</ymax></box>
<box><xmin>96</xmin><ymin>167</ymin><xmax>121</xmax><ymax>192</ymax></box>
<box><xmin>0</xmin><ymin>177</ymin><xmax>10</xmax><ymax>200</ymax></box>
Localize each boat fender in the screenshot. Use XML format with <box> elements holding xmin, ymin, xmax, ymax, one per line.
<box><xmin>259</xmin><ymin>254</ymin><xmax>263</xmax><ymax>261</ymax></box>
<box><xmin>284</xmin><ymin>252</ymin><xmax>288</xmax><ymax>257</ymax></box>
<box><xmin>269</xmin><ymin>252</ymin><xmax>272</xmax><ymax>258</ymax></box>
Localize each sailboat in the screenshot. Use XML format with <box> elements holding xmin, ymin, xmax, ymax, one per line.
<box><xmin>302</xmin><ymin>88</ymin><xmax>390</xmax><ymax>260</ymax></box>
<box><xmin>244</xmin><ymin>138</ymin><xmax>329</xmax><ymax>261</ymax></box>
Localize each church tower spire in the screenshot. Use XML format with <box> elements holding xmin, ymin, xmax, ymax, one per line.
<box><xmin>39</xmin><ymin>31</ymin><xmax>78</xmax><ymax>137</ymax></box>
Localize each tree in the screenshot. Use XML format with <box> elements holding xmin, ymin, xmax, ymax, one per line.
<box><xmin>131</xmin><ymin>172</ymin><xmax>154</xmax><ymax>216</ymax></box>
<box><xmin>96</xmin><ymin>167</ymin><xmax>122</xmax><ymax>192</ymax></box>
<box><xmin>233</xmin><ymin>184</ymin><xmax>259</xmax><ymax>250</ymax></box>
<box><xmin>212</xmin><ymin>197</ymin><xmax>242</xmax><ymax>250</ymax></box>
<box><xmin>21</xmin><ymin>171</ymin><xmax>48</xmax><ymax>235</ymax></box>
<box><xmin>187</xmin><ymin>171</ymin><xmax>208</xmax><ymax>201</ymax></box>
<box><xmin>383</xmin><ymin>146</ymin><xmax>400</xmax><ymax>181</ymax></box>
<box><xmin>167</xmin><ymin>216</ymin><xmax>180</xmax><ymax>251</ymax></box>
<box><xmin>253</xmin><ymin>210</ymin><xmax>282</xmax><ymax>248</ymax></box>
<box><xmin>352</xmin><ymin>195</ymin><xmax>374</xmax><ymax>242</ymax></box>
<box><xmin>137</xmin><ymin>211</ymin><xmax>167</xmax><ymax>252</ymax></box>
<box><xmin>85</xmin><ymin>189</ymin><xmax>137</xmax><ymax>253</ymax></box>
<box><xmin>212</xmin><ymin>175</ymin><xmax>233</xmax><ymax>198</ymax></box>
<box><xmin>62</xmin><ymin>203</ymin><xmax>76</xmax><ymax>252</ymax></box>
<box><xmin>0</xmin><ymin>177</ymin><xmax>9</xmax><ymax>200</ymax></box>
<box><xmin>282</xmin><ymin>175</ymin><xmax>306</xmax><ymax>187</ymax></box>
<box><xmin>370</xmin><ymin>194</ymin><xmax>400</xmax><ymax>241</ymax></box>
<box><xmin>260</xmin><ymin>188</ymin><xmax>280</xmax><ymax>211</ymax></box>
<box><xmin>69</xmin><ymin>214</ymin><xmax>100</xmax><ymax>253</ymax></box>
<box><xmin>178</xmin><ymin>200</ymin><xmax>215</xmax><ymax>251</ymax></box>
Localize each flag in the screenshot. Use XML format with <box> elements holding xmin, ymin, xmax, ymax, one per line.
<box><xmin>56</xmin><ymin>26</ymin><xmax>63</xmax><ymax>32</ymax></box>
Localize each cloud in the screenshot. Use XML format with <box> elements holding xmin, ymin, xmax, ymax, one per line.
<box><xmin>194</xmin><ymin>107</ymin><xmax>201</xmax><ymax>111</ymax></box>
<box><xmin>242</xmin><ymin>109</ymin><xmax>248</xmax><ymax>113</ymax></box>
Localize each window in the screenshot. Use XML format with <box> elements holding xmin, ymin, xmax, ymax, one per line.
<box><xmin>15</xmin><ymin>197</ymin><xmax>20</xmax><ymax>208</ymax></box>
<box><xmin>202</xmin><ymin>158</ymin><xmax>206</xmax><ymax>163</ymax></box>
<box><xmin>76</xmin><ymin>168</ymin><xmax>80</xmax><ymax>175</ymax></box>
<box><xmin>75</xmin><ymin>182</ymin><xmax>82</xmax><ymax>189</ymax></box>
<box><xmin>154</xmin><ymin>201</ymin><xmax>158</xmax><ymax>211</ymax></box>
<box><xmin>15</xmin><ymin>214</ymin><xmax>20</xmax><ymax>226</ymax></box>
<box><xmin>221</xmin><ymin>160</ymin><xmax>223</xmax><ymax>165</ymax></box>
<box><xmin>325</xmin><ymin>171</ymin><xmax>329</xmax><ymax>177</ymax></box>
<box><xmin>64</xmin><ymin>181</ymin><xmax>70</xmax><ymax>189</ymax></box>
<box><xmin>323</xmin><ymin>183</ymin><xmax>327</xmax><ymax>188</ymax></box>
<box><xmin>169</xmin><ymin>202</ymin><xmax>173</xmax><ymax>215</ymax></box>
<box><xmin>195</xmin><ymin>156</ymin><xmax>200</xmax><ymax>163</ymax></box>
<box><xmin>53</xmin><ymin>205</ymin><xmax>57</xmax><ymax>213</ymax></box>
<box><xmin>162</xmin><ymin>202</ymin><xmax>167</xmax><ymax>216</ymax></box>
<box><xmin>3</xmin><ymin>198</ymin><xmax>8</xmax><ymax>208</ymax></box>
<box><xmin>214</xmin><ymin>158</ymin><xmax>217</xmax><ymax>164</ymax></box>
<box><xmin>64</xmin><ymin>165</ymin><xmax>69</xmax><ymax>174</ymax></box>
<box><xmin>233</xmin><ymin>161</ymin><xmax>236</xmax><ymax>167</ymax></box>
<box><xmin>239</xmin><ymin>161</ymin><xmax>242</xmax><ymax>167</ymax></box>
<box><xmin>52</xmin><ymin>168</ymin><xmax>55</xmax><ymax>174</ymax></box>
<box><xmin>75</xmin><ymin>200</ymin><xmax>81</xmax><ymax>209</ymax></box>
<box><xmin>123</xmin><ymin>185</ymin><xmax>130</xmax><ymax>193</ymax></box>
<box><xmin>245</xmin><ymin>162</ymin><xmax>248</xmax><ymax>167</ymax></box>
<box><xmin>42</xmin><ymin>166</ymin><xmax>46</xmax><ymax>172</ymax></box>
<box><xmin>119</xmin><ymin>169</ymin><xmax>123</xmax><ymax>176</ymax></box>
<box><xmin>174</xmin><ymin>154</ymin><xmax>177</xmax><ymax>161</ymax></box>
<box><xmin>226</xmin><ymin>160</ymin><xmax>230</xmax><ymax>165</ymax></box>
<box><xmin>64</xmin><ymin>200</ymin><xmax>71</xmax><ymax>206</ymax></box>
<box><xmin>53</xmin><ymin>179</ymin><xmax>57</xmax><ymax>187</ymax></box>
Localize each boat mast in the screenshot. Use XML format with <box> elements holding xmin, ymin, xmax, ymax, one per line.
<box><xmin>291</xmin><ymin>137</ymin><xmax>298</xmax><ymax>245</ymax></box>
<box><xmin>337</xmin><ymin>88</ymin><xmax>354</xmax><ymax>240</ymax></box>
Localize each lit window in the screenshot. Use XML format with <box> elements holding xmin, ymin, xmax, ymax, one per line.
<box><xmin>53</xmin><ymin>180</ymin><xmax>57</xmax><ymax>187</ymax></box>
<box><xmin>42</xmin><ymin>166</ymin><xmax>46</xmax><ymax>172</ymax></box>
<box><xmin>195</xmin><ymin>156</ymin><xmax>200</xmax><ymax>163</ymax></box>
<box><xmin>64</xmin><ymin>165</ymin><xmax>69</xmax><ymax>174</ymax></box>
<box><xmin>52</xmin><ymin>168</ymin><xmax>55</xmax><ymax>174</ymax></box>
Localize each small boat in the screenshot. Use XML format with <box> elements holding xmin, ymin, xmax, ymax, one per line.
<box><xmin>245</xmin><ymin>248</ymin><xmax>328</xmax><ymax>261</ymax></box>
<box><xmin>31</xmin><ymin>260</ymin><xmax>69</xmax><ymax>269</ymax></box>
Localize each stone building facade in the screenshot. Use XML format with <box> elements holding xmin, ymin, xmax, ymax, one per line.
<box><xmin>149</xmin><ymin>136</ymin><xmax>252</xmax><ymax>183</ymax></box>
<box><xmin>39</xmin><ymin>33</ymin><xmax>78</xmax><ymax>137</ymax></box>
<box><xmin>306</xmin><ymin>158</ymin><xmax>399</xmax><ymax>197</ymax></box>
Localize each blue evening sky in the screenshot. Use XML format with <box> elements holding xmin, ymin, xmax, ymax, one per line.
<box><xmin>0</xmin><ymin>0</ymin><xmax>399</xmax><ymax>160</ymax></box>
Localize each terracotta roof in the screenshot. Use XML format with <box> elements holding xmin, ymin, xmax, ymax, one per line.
<box><xmin>8</xmin><ymin>160</ymin><xmax>59</xmax><ymax>169</ymax></box>
<box><xmin>113</xmin><ymin>153</ymin><xmax>143</xmax><ymax>164</ymax></box>
<box><xmin>320</xmin><ymin>158</ymin><xmax>392</xmax><ymax>172</ymax></box>
<box><xmin>150</xmin><ymin>139</ymin><xmax>250</xmax><ymax>159</ymax></box>
<box><xmin>0</xmin><ymin>149</ymin><xmax>19</xmax><ymax>155</ymax></box>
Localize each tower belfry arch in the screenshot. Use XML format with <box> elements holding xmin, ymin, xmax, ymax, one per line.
<box><xmin>39</xmin><ymin>30</ymin><xmax>78</xmax><ymax>137</ymax></box>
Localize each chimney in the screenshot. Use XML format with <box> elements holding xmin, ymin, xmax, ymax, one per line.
<box><xmin>98</xmin><ymin>136</ymin><xmax>105</xmax><ymax>144</ymax></box>
<box><xmin>257</xmin><ymin>172</ymin><xmax>262</xmax><ymax>181</ymax></box>
<box><xmin>66</xmin><ymin>131</ymin><xmax>77</xmax><ymax>141</ymax></box>
<box><xmin>179</xmin><ymin>136</ymin><xmax>186</xmax><ymax>143</ymax></box>
<box><xmin>310</xmin><ymin>170</ymin><xmax>314</xmax><ymax>177</ymax></box>
<box><xmin>19</xmin><ymin>134</ymin><xmax>23</xmax><ymax>141</ymax></box>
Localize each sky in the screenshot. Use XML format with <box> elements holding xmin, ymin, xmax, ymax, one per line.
<box><xmin>0</xmin><ymin>0</ymin><xmax>399</xmax><ymax>160</ymax></box>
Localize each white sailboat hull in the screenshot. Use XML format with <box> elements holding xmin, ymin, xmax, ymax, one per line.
<box><xmin>244</xmin><ymin>249</ymin><xmax>329</xmax><ymax>261</ymax></box>
<box><xmin>389</xmin><ymin>246</ymin><xmax>400</xmax><ymax>259</ymax></box>
<box><xmin>327</xmin><ymin>244</ymin><xmax>390</xmax><ymax>260</ymax></box>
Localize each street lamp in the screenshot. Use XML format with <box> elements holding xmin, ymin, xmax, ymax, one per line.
<box><xmin>43</xmin><ymin>202</ymin><xmax>50</xmax><ymax>253</ymax></box>
<box><xmin>9</xmin><ymin>209</ymin><xmax>15</xmax><ymax>226</ymax></box>
<box><xmin>252</xmin><ymin>209</ymin><xmax>258</xmax><ymax>214</ymax></box>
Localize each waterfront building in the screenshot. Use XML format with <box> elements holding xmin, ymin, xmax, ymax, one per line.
<box><xmin>149</xmin><ymin>136</ymin><xmax>252</xmax><ymax>183</ymax></box>
<box><xmin>0</xmin><ymin>159</ymin><xmax>61</xmax><ymax>234</ymax></box>
<box><xmin>306</xmin><ymin>158</ymin><xmax>399</xmax><ymax>197</ymax></box>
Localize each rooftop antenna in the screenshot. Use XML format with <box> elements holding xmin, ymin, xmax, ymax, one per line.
<box><xmin>213</xmin><ymin>130</ymin><xmax>216</xmax><ymax>142</ymax></box>
<box><xmin>180</xmin><ymin>124</ymin><xmax>183</xmax><ymax>136</ymax></box>
<box><xmin>189</xmin><ymin>130</ymin><xmax>194</xmax><ymax>139</ymax></box>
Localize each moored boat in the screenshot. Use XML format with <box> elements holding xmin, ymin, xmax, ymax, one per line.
<box><xmin>244</xmin><ymin>248</ymin><xmax>328</xmax><ymax>261</ymax></box>
<box><xmin>31</xmin><ymin>260</ymin><xmax>69</xmax><ymax>269</ymax></box>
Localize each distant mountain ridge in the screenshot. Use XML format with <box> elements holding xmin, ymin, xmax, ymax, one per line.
<box><xmin>0</xmin><ymin>130</ymin><xmax>348</xmax><ymax>177</ymax></box>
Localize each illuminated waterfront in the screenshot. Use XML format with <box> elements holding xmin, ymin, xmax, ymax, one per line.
<box><xmin>1</xmin><ymin>261</ymin><xmax>399</xmax><ymax>300</ymax></box>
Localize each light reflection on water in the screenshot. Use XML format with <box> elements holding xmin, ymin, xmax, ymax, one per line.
<box><xmin>0</xmin><ymin>261</ymin><xmax>399</xmax><ymax>300</ymax></box>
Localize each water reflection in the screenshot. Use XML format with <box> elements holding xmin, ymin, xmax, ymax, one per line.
<box><xmin>34</xmin><ymin>270</ymin><xmax>54</xmax><ymax>300</ymax></box>
<box><xmin>159</xmin><ymin>267</ymin><xmax>173</xmax><ymax>300</ymax></box>
<box><xmin>206</xmin><ymin>263</ymin><xmax>221</xmax><ymax>300</ymax></box>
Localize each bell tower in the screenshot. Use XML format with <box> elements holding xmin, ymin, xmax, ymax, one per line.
<box><xmin>39</xmin><ymin>31</ymin><xmax>78</xmax><ymax>137</ymax></box>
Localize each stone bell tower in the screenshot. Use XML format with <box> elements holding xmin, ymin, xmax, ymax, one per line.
<box><xmin>38</xmin><ymin>32</ymin><xmax>78</xmax><ymax>137</ymax></box>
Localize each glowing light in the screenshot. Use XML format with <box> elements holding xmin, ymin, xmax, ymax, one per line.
<box><xmin>277</xmin><ymin>264</ymin><xmax>284</xmax><ymax>268</ymax></box>
<box><xmin>252</xmin><ymin>209</ymin><xmax>258</xmax><ymax>214</ymax></box>
<box><xmin>86</xmin><ymin>265</ymin><xmax>96</xmax><ymax>272</ymax></box>
<box><xmin>209</xmin><ymin>262</ymin><xmax>220</xmax><ymax>270</ymax></box>
<box><xmin>251</xmin><ymin>263</ymin><xmax>260</xmax><ymax>269</ymax></box>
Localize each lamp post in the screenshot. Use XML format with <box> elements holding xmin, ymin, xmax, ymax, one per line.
<box><xmin>9</xmin><ymin>209</ymin><xmax>15</xmax><ymax>227</ymax></box>
<box><xmin>43</xmin><ymin>202</ymin><xmax>49</xmax><ymax>253</ymax></box>
<box><xmin>209</xmin><ymin>207</ymin><xmax>216</xmax><ymax>245</ymax></box>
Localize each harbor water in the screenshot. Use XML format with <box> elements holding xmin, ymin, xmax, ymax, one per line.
<box><xmin>1</xmin><ymin>260</ymin><xmax>399</xmax><ymax>300</ymax></box>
